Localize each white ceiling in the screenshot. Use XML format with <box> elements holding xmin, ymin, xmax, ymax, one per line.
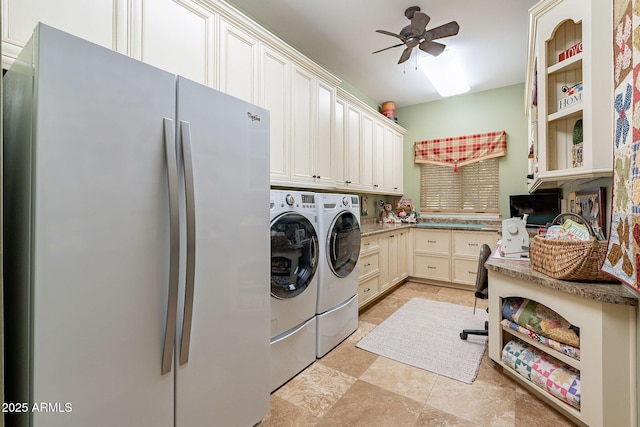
<box><xmin>224</xmin><ymin>0</ymin><xmax>538</xmax><ymax>108</ymax></box>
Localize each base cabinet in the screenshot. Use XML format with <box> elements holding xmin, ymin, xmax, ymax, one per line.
<box><xmin>358</xmin><ymin>229</ymin><xmax>410</xmax><ymax>309</ymax></box>
<box><xmin>412</xmin><ymin>228</ymin><xmax>497</xmax><ymax>289</ymax></box>
<box><xmin>488</xmin><ymin>269</ymin><xmax>637</xmax><ymax>427</ymax></box>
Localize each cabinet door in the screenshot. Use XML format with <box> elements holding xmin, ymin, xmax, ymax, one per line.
<box><xmin>378</xmin><ymin>234</ymin><xmax>390</xmax><ymax>291</ymax></box>
<box><xmin>344</xmin><ymin>105</ymin><xmax>362</xmax><ymax>189</ymax></box>
<box><xmin>360</xmin><ymin>113</ymin><xmax>375</xmax><ymax>191</ymax></box>
<box><xmin>414</xmin><ymin>229</ymin><xmax>451</xmax><ymax>255</ymax></box>
<box><xmin>3</xmin><ymin>0</ymin><xmax>125</xmax><ymax>66</ymax></box>
<box><xmin>374</xmin><ymin>121</ymin><xmax>386</xmax><ymax>191</ymax></box>
<box><xmin>316</xmin><ymin>81</ymin><xmax>335</xmax><ymax>186</ymax></box>
<box><xmin>219</xmin><ymin>18</ymin><xmax>259</xmax><ymax>104</ymax></box>
<box><xmin>397</xmin><ymin>230</ymin><xmax>408</xmax><ymax>280</ymax></box>
<box><xmin>134</xmin><ymin>0</ymin><xmax>216</xmax><ymax>86</ymax></box>
<box><xmin>260</xmin><ymin>46</ymin><xmax>290</xmax><ymax>184</ymax></box>
<box><xmin>290</xmin><ymin>66</ymin><xmax>316</xmax><ymax>183</ymax></box>
<box><xmin>413</xmin><ymin>255</ymin><xmax>451</xmax><ymax>281</ymax></box>
<box><xmin>392</xmin><ymin>131</ymin><xmax>404</xmax><ymax>194</ymax></box>
<box><xmin>333</xmin><ymin>97</ymin><xmax>346</xmax><ymax>184</ymax></box>
<box><xmin>388</xmin><ymin>232</ymin><xmax>399</xmax><ymax>285</ymax></box>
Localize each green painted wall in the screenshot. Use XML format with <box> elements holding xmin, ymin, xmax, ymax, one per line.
<box><xmin>396</xmin><ymin>83</ymin><xmax>529</xmax><ymax>218</ymax></box>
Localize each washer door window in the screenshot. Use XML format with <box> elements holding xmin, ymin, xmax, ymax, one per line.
<box><xmin>271</xmin><ymin>212</ymin><xmax>318</xmax><ymax>299</ymax></box>
<box><xmin>328</xmin><ymin>212</ymin><xmax>361</xmax><ymax>278</ymax></box>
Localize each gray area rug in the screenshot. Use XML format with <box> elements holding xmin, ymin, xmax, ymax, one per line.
<box><xmin>357</xmin><ymin>298</ymin><xmax>488</xmax><ymax>384</ymax></box>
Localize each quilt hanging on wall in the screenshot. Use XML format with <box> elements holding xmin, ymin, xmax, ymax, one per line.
<box><xmin>602</xmin><ymin>0</ymin><xmax>640</xmax><ymax>294</ymax></box>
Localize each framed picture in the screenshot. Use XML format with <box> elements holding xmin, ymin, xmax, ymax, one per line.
<box><xmin>573</xmin><ymin>187</ymin><xmax>606</xmax><ymax>239</ymax></box>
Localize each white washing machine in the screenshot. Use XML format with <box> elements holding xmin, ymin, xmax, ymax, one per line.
<box><xmin>269</xmin><ymin>190</ymin><xmax>319</xmax><ymax>391</ymax></box>
<box><xmin>315</xmin><ymin>193</ymin><xmax>361</xmax><ymax>358</ymax></box>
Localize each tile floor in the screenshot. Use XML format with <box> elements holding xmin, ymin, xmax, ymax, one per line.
<box><xmin>263</xmin><ymin>281</ymin><xmax>577</xmax><ymax>426</ymax></box>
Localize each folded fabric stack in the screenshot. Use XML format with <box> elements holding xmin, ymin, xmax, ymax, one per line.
<box><xmin>502</xmin><ymin>339</ymin><xmax>581</xmax><ymax>409</ymax></box>
<box><xmin>502</xmin><ymin>297</ymin><xmax>580</xmax><ymax>348</ymax></box>
<box><xmin>500</xmin><ymin>319</ymin><xmax>581</xmax><ymax>360</ymax></box>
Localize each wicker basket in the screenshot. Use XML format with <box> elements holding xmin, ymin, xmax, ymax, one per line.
<box><xmin>529</xmin><ymin>213</ymin><xmax>617</xmax><ymax>282</ymax></box>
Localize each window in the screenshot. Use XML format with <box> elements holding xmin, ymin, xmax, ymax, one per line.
<box><xmin>420</xmin><ymin>159</ymin><xmax>499</xmax><ymax>213</ymax></box>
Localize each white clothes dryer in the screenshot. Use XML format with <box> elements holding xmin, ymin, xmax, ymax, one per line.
<box><xmin>315</xmin><ymin>193</ymin><xmax>361</xmax><ymax>358</ymax></box>
<box><xmin>269</xmin><ymin>190</ymin><xmax>319</xmax><ymax>391</ymax></box>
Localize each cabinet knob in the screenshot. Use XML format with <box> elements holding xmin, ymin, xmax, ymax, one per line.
<box><xmin>468</xmin><ymin>243</ymin><xmax>478</xmax><ymax>247</ymax></box>
<box><xmin>312</xmin><ymin>175</ymin><xmax>317</xmax><ymax>178</ymax></box>
<box><xmin>374</xmin><ymin>184</ymin><xmax>378</xmax><ymax>187</ymax></box>
<box><xmin>364</xmin><ymin>287</ymin><xmax>371</xmax><ymax>292</ymax></box>
<box><xmin>364</xmin><ymin>263</ymin><xmax>371</xmax><ymax>267</ymax></box>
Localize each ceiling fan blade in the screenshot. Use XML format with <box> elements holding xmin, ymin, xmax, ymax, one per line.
<box><xmin>419</xmin><ymin>40</ymin><xmax>446</xmax><ymax>56</ymax></box>
<box><xmin>398</xmin><ymin>47</ymin><xmax>413</xmax><ymax>64</ymax></box>
<box><xmin>376</xmin><ymin>29</ymin><xmax>404</xmax><ymax>40</ymax></box>
<box><xmin>410</xmin><ymin>11</ymin><xmax>430</xmax><ymax>32</ymax></box>
<box><xmin>424</xmin><ymin>21</ymin><xmax>460</xmax><ymax>41</ymax></box>
<box><xmin>372</xmin><ymin>43</ymin><xmax>405</xmax><ymax>54</ymax></box>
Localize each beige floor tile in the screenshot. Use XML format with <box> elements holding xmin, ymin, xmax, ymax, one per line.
<box><xmin>359</xmin><ymin>356</ymin><xmax>438</xmax><ymax>403</ymax></box>
<box><xmin>514</xmin><ymin>385</ymin><xmax>578</xmax><ymax>426</ymax></box>
<box><xmin>432</xmin><ymin>286</ymin><xmax>488</xmax><ymax>308</ymax></box>
<box><xmin>316</xmin><ymin>380</ymin><xmax>423</xmax><ymax>427</ymax></box>
<box><xmin>347</xmin><ymin>320</ymin><xmax>377</xmax><ymax>343</ymax></box>
<box><xmin>262</xmin><ymin>395</ymin><xmax>320</xmax><ymax>427</ymax></box>
<box><xmin>386</xmin><ymin>282</ymin><xmax>441</xmax><ymax>302</ymax></box>
<box><xmin>316</xmin><ymin>340</ymin><xmax>378</xmax><ymax>378</ymax></box>
<box><xmin>426</xmin><ymin>375</ymin><xmax>516</xmax><ymax>426</ymax></box>
<box><xmin>274</xmin><ymin>362</ymin><xmax>357</xmax><ymax>418</ymax></box>
<box><xmin>359</xmin><ymin>295</ymin><xmax>408</xmax><ymax>324</ymax></box>
<box><xmin>416</xmin><ymin>405</ymin><xmax>476</xmax><ymax>426</ymax></box>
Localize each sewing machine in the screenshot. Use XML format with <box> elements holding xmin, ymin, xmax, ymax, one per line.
<box><xmin>501</xmin><ymin>217</ymin><xmax>530</xmax><ymax>258</ymax></box>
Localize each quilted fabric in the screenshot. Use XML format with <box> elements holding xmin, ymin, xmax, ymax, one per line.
<box><xmin>502</xmin><ymin>339</ymin><xmax>581</xmax><ymax>409</ymax></box>
<box><xmin>603</xmin><ymin>0</ymin><xmax>640</xmax><ymax>294</ymax></box>
<box><xmin>502</xmin><ymin>297</ymin><xmax>580</xmax><ymax>348</ymax></box>
<box><xmin>500</xmin><ymin>319</ymin><xmax>580</xmax><ymax>361</ymax></box>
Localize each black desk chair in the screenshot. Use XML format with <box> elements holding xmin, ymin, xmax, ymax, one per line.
<box><xmin>459</xmin><ymin>243</ymin><xmax>492</xmax><ymax>340</ymax></box>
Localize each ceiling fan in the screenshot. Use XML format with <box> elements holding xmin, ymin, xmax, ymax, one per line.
<box><xmin>373</xmin><ymin>6</ymin><xmax>460</xmax><ymax>64</ymax></box>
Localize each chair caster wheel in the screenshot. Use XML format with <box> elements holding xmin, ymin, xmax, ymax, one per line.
<box><xmin>460</xmin><ymin>332</ymin><xmax>468</xmax><ymax>340</ymax></box>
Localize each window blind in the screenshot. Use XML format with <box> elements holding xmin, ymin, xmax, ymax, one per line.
<box><xmin>420</xmin><ymin>159</ymin><xmax>499</xmax><ymax>213</ymax></box>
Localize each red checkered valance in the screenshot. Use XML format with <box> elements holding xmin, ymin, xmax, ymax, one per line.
<box><xmin>414</xmin><ymin>130</ymin><xmax>507</xmax><ymax>171</ymax></box>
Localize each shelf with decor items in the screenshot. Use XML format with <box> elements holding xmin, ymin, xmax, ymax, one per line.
<box><xmin>525</xmin><ymin>0</ymin><xmax>613</xmax><ymax>192</ymax></box>
<box><xmin>486</xmin><ymin>256</ymin><xmax>637</xmax><ymax>427</ymax></box>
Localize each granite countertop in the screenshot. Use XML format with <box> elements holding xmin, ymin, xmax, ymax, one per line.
<box><xmin>485</xmin><ymin>257</ymin><xmax>639</xmax><ymax>306</ymax></box>
<box><xmin>360</xmin><ymin>219</ymin><xmax>500</xmax><ymax>236</ymax></box>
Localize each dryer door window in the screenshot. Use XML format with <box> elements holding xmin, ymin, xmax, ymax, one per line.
<box><xmin>328</xmin><ymin>212</ymin><xmax>361</xmax><ymax>278</ymax></box>
<box><xmin>271</xmin><ymin>212</ymin><xmax>319</xmax><ymax>299</ymax></box>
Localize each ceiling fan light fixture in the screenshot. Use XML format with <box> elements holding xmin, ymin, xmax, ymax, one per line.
<box><xmin>417</xmin><ymin>49</ymin><xmax>470</xmax><ymax>97</ymax></box>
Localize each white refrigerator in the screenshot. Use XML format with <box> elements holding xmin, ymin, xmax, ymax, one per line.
<box><xmin>3</xmin><ymin>24</ymin><xmax>270</xmax><ymax>427</ymax></box>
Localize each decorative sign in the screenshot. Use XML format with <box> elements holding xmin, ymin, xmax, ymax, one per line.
<box><xmin>558</xmin><ymin>41</ymin><xmax>583</xmax><ymax>62</ymax></box>
<box><xmin>558</xmin><ymin>82</ymin><xmax>583</xmax><ymax>110</ymax></box>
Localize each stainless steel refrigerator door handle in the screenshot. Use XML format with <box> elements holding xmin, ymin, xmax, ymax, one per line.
<box><xmin>179</xmin><ymin>120</ymin><xmax>196</xmax><ymax>366</ymax></box>
<box><xmin>162</xmin><ymin>118</ymin><xmax>179</xmax><ymax>375</ymax></box>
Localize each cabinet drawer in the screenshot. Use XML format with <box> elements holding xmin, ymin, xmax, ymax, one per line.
<box><xmin>359</xmin><ymin>251</ymin><xmax>379</xmax><ymax>279</ymax></box>
<box><xmin>358</xmin><ymin>275</ymin><xmax>380</xmax><ymax>306</ymax></box>
<box><xmin>452</xmin><ymin>231</ymin><xmax>496</xmax><ymax>257</ymax></box>
<box><xmin>414</xmin><ymin>229</ymin><xmax>450</xmax><ymax>255</ymax></box>
<box><xmin>360</xmin><ymin>235</ymin><xmax>379</xmax><ymax>252</ymax></box>
<box><xmin>452</xmin><ymin>258</ymin><xmax>479</xmax><ymax>287</ymax></box>
<box><xmin>413</xmin><ymin>254</ymin><xmax>450</xmax><ymax>281</ymax></box>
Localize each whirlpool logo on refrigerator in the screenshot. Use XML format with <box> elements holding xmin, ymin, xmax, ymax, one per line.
<box><xmin>247</xmin><ymin>112</ymin><xmax>261</xmax><ymax>122</ymax></box>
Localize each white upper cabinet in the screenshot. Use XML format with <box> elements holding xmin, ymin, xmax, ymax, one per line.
<box><xmin>131</xmin><ymin>0</ymin><xmax>216</xmax><ymax>87</ymax></box>
<box><xmin>360</xmin><ymin>113</ymin><xmax>375</xmax><ymax>191</ymax></box>
<box><xmin>290</xmin><ymin>65</ymin><xmax>335</xmax><ymax>187</ymax></box>
<box><xmin>2</xmin><ymin>0</ymin><xmax>125</xmax><ymax>67</ymax></box>
<box><xmin>260</xmin><ymin>45</ymin><xmax>291</xmax><ymax>184</ymax></box>
<box><xmin>2</xmin><ymin>0</ymin><xmax>406</xmax><ymax>194</ymax></box>
<box><xmin>218</xmin><ymin>18</ymin><xmax>259</xmax><ymax>104</ymax></box>
<box><xmin>336</xmin><ymin>88</ymin><xmax>405</xmax><ymax>195</ymax></box>
<box><xmin>526</xmin><ymin>0</ymin><xmax>613</xmax><ymax>190</ymax></box>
